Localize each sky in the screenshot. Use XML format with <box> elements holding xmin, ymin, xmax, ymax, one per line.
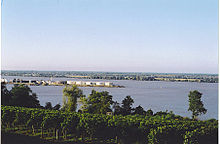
<box><xmin>1</xmin><ymin>0</ymin><xmax>218</xmax><ymax>74</ymax></box>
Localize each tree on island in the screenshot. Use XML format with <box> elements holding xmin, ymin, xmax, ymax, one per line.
<box><xmin>62</xmin><ymin>85</ymin><xmax>84</xmax><ymax>112</ymax></box>
<box><xmin>188</xmin><ymin>90</ymin><xmax>207</xmax><ymax>119</ymax></box>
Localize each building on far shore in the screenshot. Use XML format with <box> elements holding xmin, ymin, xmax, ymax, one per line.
<box><xmin>1</xmin><ymin>78</ymin><xmax>7</xmax><ymax>83</ymax></box>
<box><xmin>67</xmin><ymin>81</ymin><xmax>76</xmax><ymax>85</ymax></box>
<box><xmin>75</xmin><ymin>81</ymin><xmax>82</xmax><ymax>85</ymax></box>
<box><xmin>104</xmin><ymin>82</ymin><xmax>113</xmax><ymax>87</ymax></box>
<box><xmin>96</xmin><ymin>82</ymin><xmax>104</xmax><ymax>86</ymax></box>
<box><xmin>85</xmin><ymin>82</ymin><xmax>93</xmax><ymax>86</ymax></box>
<box><xmin>5</xmin><ymin>79</ymin><xmax>119</xmax><ymax>87</ymax></box>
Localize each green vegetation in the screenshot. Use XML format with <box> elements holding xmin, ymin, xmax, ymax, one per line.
<box><xmin>1</xmin><ymin>84</ymin><xmax>61</xmax><ymax>110</ymax></box>
<box><xmin>1</xmin><ymin>105</ymin><xmax>218</xmax><ymax>144</ymax></box>
<box><xmin>1</xmin><ymin>83</ymin><xmax>12</xmax><ymax>105</ymax></box>
<box><xmin>1</xmin><ymin>84</ymin><xmax>217</xmax><ymax>143</ymax></box>
<box><xmin>44</xmin><ymin>102</ymin><xmax>61</xmax><ymax>110</ymax></box>
<box><xmin>1</xmin><ymin>84</ymin><xmax>41</xmax><ymax>108</ymax></box>
<box><xmin>2</xmin><ymin>70</ymin><xmax>218</xmax><ymax>83</ymax></box>
<box><xmin>80</xmin><ymin>90</ymin><xmax>113</xmax><ymax>114</ymax></box>
<box><xmin>188</xmin><ymin>90</ymin><xmax>207</xmax><ymax>119</ymax></box>
<box><xmin>62</xmin><ymin>86</ymin><xmax>149</xmax><ymax>116</ymax></box>
<box><xmin>62</xmin><ymin>85</ymin><xmax>84</xmax><ymax>112</ymax></box>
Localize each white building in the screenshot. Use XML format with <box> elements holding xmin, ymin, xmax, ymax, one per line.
<box><xmin>75</xmin><ymin>81</ymin><xmax>82</xmax><ymax>85</ymax></box>
<box><xmin>81</xmin><ymin>81</ymin><xmax>87</xmax><ymax>85</ymax></box>
<box><xmin>95</xmin><ymin>82</ymin><xmax>104</xmax><ymax>86</ymax></box>
<box><xmin>67</xmin><ymin>81</ymin><xmax>76</xmax><ymax>85</ymax></box>
<box><xmin>85</xmin><ymin>82</ymin><xmax>93</xmax><ymax>86</ymax></box>
<box><xmin>1</xmin><ymin>78</ymin><xmax>7</xmax><ymax>83</ymax></box>
<box><xmin>104</xmin><ymin>82</ymin><xmax>113</xmax><ymax>86</ymax></box>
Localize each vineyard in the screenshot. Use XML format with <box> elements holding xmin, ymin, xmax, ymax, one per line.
<box><xmin>1</xmin><ymin>105</ymin><xmax>218</xmax><ymax>144</ymax></box>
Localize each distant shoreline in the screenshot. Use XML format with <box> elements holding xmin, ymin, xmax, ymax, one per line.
<box><xmin>1</xmin><ymin>70</ymin><xmax>218</xmax><ymax>83</ymax></box>
<box><xmin>1</xmin><ymin>75</ymin><xmax>218</xmax><ymax>84</ymax></box>
<box><xmin>5</xmin><ymin>82</ymin><xmax>125</xmax><ymax>88</ymax></box>
<box><xmin>1</xmin><ymin>70</ymin><xmax>218</xmax><ymax>75</ymax></box>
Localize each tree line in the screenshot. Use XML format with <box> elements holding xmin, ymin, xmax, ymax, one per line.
<box><xmin>1</xmin><ymin>84</ymin><xmax>61</xmax><ymax>110</ymax></box>
<box><xmin>2</xmin><ymin>83</ymin><xmax>207</xmax><ymax>119</ymax></box>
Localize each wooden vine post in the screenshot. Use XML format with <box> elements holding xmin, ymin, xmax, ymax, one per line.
<box><xmin>41</xmin><ymin>126</ymin><xmax>44</xmax><ymax>138</ymax></box>
<box><xmin>56</xmin><ymin>129</ymin><xmax>59</xmax><ymax>140</ymax></box>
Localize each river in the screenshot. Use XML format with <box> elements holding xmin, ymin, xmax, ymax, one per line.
<box><xmin>3</xmin><ymin>76</ymin><xmax>218</xmax><ymax>120</ymax></box>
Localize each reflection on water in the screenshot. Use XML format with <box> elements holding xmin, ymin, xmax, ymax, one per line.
<box><xmin>4</xmin><ymin>76</ymin><xmax>218</xmax><ymax>120</ymax></box>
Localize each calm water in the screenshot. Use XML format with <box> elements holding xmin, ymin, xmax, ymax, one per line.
<box><xmin>3</xmin><ymin>76</ymin><xmax>218</xmax><ymax>120</ymax></box>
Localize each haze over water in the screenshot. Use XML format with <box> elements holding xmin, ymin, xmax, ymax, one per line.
<box><xmin>4</xmin><ymin>76</ymin><xmax>218</xmax><ymax>120</ymax></box>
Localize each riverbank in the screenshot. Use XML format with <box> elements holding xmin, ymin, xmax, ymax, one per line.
<box><xmin>2</xmin><ymin>78</ymin><xmax>125</xmax><ymax>88</ymax></box>
<box><xmin>6</xmin><ymin>82</ymin><xmax>125</xmax><ymax>88</ymax></box>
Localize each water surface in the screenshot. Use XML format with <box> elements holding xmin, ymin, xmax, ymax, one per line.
<box><xmin>3</xmin><ymin>76</ymin><xmax>218</xmax><ymax>120</ymax></box>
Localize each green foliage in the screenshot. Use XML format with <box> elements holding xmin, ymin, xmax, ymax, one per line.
<box><xmin>44</xmin><ymin>102</ymin><xmax>61</xmax><ymax>110</ymax></box>
<box><xmin>112</xmin><ymin>101</ymin><xmax>121</xmax><ymax>115</ymax></box>
<box><xmin>1</xmin><ymin>83</ymin><xmax>12</xmax><ymax>105</ymax></box>
<box><xmin>53</xmin><ymin>104</ymin><xmax>61</xmax><ymax>110</ymax></box>
<box><xmin>146</xmin><ymin>109</ymin><xmax>153</xmax><ymax>116</ymax></box>
<box><xmin>44</xmin><ymin>102</ymin><xmax>52</xmax><ymax>110</ymax></box>
<box><xmin>62</xmin><ymin>85</ymin><xmax>84</xmax><ymax>112</ymax></box>
<box><xmin>81</xmin><ymin>90</ymin><xmax>114</xmax><ymax>114</ymax></box>
<box><xmin>188</xmin><ymin>90</ymin><xmax>207</xmax><ymax>119</ymax></box>
<box><xmin>1</xmin><ymin>105</ymin><xmax>218</xmax><ymax>144</ymax></box>
<box><xmin>113</xmin><ymin>96</ymin><xmax>147</xmax><ymax>116</ymax></box>
<box><xmin>133</xmin><ymin>105</ymin><xmax>146</xmax><ymax>115</ymax></box>
<box><xmin>121</xmin><ymin>95</ymin><xmax>134</xmax><ymax>115</ymax></box>
<box><xmin>10</xmin><ymin>84</ymin><xmax>40</xmax><ymax>108</ymax></box>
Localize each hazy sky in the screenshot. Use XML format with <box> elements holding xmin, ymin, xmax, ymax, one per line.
<box><xmin>1</xmin><ymin>0</ymin><xmax>218</xmax><ymax>73</ymax></box>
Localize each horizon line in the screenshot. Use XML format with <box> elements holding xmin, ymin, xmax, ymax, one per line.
<box><xmin>1</xmin><ymin>69</ymin><xmax>218</xmax><ymax>75</ymax></box>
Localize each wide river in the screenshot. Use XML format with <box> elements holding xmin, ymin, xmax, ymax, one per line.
<box><xmin>3</xmin><ymin>76</ymin><xmax>218</xmax><ymax>120</ymax></box>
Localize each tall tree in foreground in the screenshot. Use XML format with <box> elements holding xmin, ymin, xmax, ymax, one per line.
<box><xmin>112</xmin><ymin>101</ymin><xmax>122</xmax><ymax>115</ymax></box>
<box><xmin>188</xmin><ymin>90</ymin><xmax>207</xmax><ymax>119</ymax></box>
<box><xmin>121</xmin><ymin>96</ymin><xmax>134</xmax><ymax>115</ymax></box>
<box><xmin>1</xmin><ymin>83</ymin><xmax>12</xmax><ymax>105</ymax></box>
<box><xmin>10</xmin><ymin>84</ymin><xmax>40</xmax><ymax>108</ymax></box>
<box><xmin>62</xmin><ymin>85</ymin><xmax>84</xmax><ymax>112</ymax></box>
<box><xmin>82</xmin><ymin>90</ymin><xmax>114</xmax><ymax>114</ymax></box>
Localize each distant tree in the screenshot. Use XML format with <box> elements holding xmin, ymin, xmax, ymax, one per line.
<box><xmin>121</xmin><ymin>96</ymin><xmax>134</xmax><ymax>115</ymax></box>
<box><xmin>112</xmin><ymin>101</ymin><xmax>122</xmax><ymax>115</ymax></box>
<box><xmin>1</xmin><ymin>83</ymin><xmax>12</xmax><ymax>105</ymax></box>
<box><xmin>45</xmin><ymin>102</ymin><xmax>53</xmax><ymax>110</ymax></box>
<box><xmin>62</xmin><ymin>85</ymin><xmax>84</xmax><ymax>112</ymax></box>
<box><xmin>188</xmin><ymin>90</ymin><xmax>207</xmax><ymax>119</ymax></box>
<box><xmin>133</xmin><ymin>105</ymin><xmax>146</xmax><ymax>115</ymax></box>
<box><xmin>10</xmin><ymin>84</ymin><xmax>40</xmax><ymax>108</ymax></box>
<box><xmin>83</xmin><ymin>90</ymin><xmax>114</xmax><ymax>114</ymax></box>
<box><xmin>154</xmin><ymin>111</ymin><xmax>169</xmax><ymax>116</ymax></box>
<box><xmin>146</xmin><ymin>109</ymin><xmax>153</xmax><ymax>116</ymax></box>
<box><xmin>45</xmin><ymin>102</ymin><xmax>61</xmax><ymax>110</ymax></box>
<box><xmin>53</xmin><ymin>104</ymin><xmax>61</xmax><ymax>110</ymax></box>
